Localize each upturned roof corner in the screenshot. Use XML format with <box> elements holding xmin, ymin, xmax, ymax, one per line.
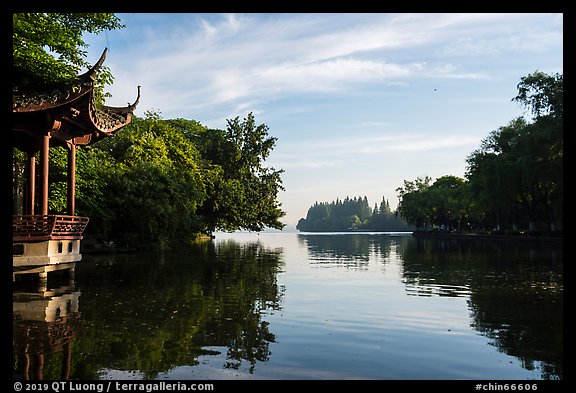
<box><xmin>12</xmin><ymin>49</ymin><xmax>140</xmax><ymax>150</ymax></box>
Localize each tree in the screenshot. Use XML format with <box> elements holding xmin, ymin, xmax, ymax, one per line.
<box><xmin>513</xmin><ymin>71</ymin><xmax>563</xmax><ymax>119</ymax></box>
<box><xmin>80</xmin><ymin>113</ymin><xmax>210</xmax><ymax>247</ymax></box>
<box><xmin>466</xmin><ymin>118</ymin><xmax>529</xmax><ymax>231</ymax></box>
<box><xmin>427</xmin><ymin>175</ymin><xmax>469</xmax><ymax>231</ymax></box>
<box><xmin>13</xmin><ymin>13</ymin><xmax>123</xmax><ymax>102</ymax></box>
<box><xmin>195</xmin><ymin>113</ymin><xmax>286</xmax><ymax>233</ymax></box>
<box><xmin>466</xmin><ymin>71</ymin><xmax>563</xmax><ymax>232</ymax></box>
<box><xmin>513</xmin><ymin>71</ymin><xmax>562</xmax><ymax>231</ymax></box>
<box><xmin>396</xmin><ymin>176</ymin><xmax>472</xmax><ymax>231</ymax></box>
<box><xmin>396</xmin><ymin>176</ymin><xmax>433</xmax><ymax>229</ymax></box>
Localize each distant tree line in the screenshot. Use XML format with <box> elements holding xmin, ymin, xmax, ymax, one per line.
<box><xmin>396</xmin><ymin>71</ymin><xmax>562</xmax><ymax>235</ymax></box>
<box><xmin>296</xmin><ymin>196</ymin><xmax>413</xmax><ymax>232</ymax></box>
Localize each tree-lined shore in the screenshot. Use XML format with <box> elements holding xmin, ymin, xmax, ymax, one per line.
<box><xmin>298</xmin><ymin>71</ymin><xmax>562</xmax><ymax>237</ymax></box>
<box><xmin>396</xmin><ymin>71</ymin><xmax>562</xmax><ymax>236</ymax></box>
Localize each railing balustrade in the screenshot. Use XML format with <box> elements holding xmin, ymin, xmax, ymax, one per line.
<box><xmin>13</xmin><ymin>215</ymin><xmax>89</xmax><ymax>241</ymax></box>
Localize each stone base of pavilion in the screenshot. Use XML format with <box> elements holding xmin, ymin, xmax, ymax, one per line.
<box><xmin>13</xmin><ymin>285</ymin><xmax>80</xmax><ymax>380</ymax></box>
<box><xmin>13</xmin><ymin>214</ymin><xmax>88</xmax><ymax>282</ymax></box>
<box><xmin>13</xmin><ymin>239</ymin><xmax>83</xmax><ymax>267</ymax></box>
<box><xmin>13</xmin><ymin>240</ymin><xmax>82</xmax><ymax>283</ymax></box>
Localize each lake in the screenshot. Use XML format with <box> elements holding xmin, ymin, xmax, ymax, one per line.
<box><xmin>13</xmin><ymin>232</ymin><xmax>563</xmax><ymax>381</ymax></box>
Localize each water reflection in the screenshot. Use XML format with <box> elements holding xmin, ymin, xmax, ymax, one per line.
<box><xmin>13</xmin><ymin>267</ymin><xmax>81</xmax><ymax>380</ymax></box>
<box><xmin>13</xmin><ymin>234</ymin><xmax>562</xmax><ymax>380</ymax></box>
<box><xmin>14</xmin><ymin>239</ymin><xmax>285</xmax><ymax>380</ymax></box>
<box><xmin>299</xmin><ymin>233</ymin><xmax>563</xmax><ymax>380</ymax></box>
<box><xmin>400</xmin><ymin>237</ymin><xmax>563</xmax><ymax>379</ymax></box>
<box><xmin>297</xmin><ymin>233</ymin><xmax>400</xmax><ymax>269</ymax></box>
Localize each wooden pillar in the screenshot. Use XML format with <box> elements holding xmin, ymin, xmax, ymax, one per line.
<box><xmin>40</xmin><ymin>134</ymin><xmax>50</xmax><ymax>216</ymax></box>
<box><xmin>67</xmin><ymin>143</ymin><xmax>76</xmax><ymax>216</ymax></box>
<box><xmin>26</xmin><ymin>151</ymin><xmax>36</xmax><ymax>215</ymax></box>
<box><xmin>36</xmin><ymin>352</ymin><xmax>44</xmax><ymax>380</ymax></box>
<box><xmin>23</xmin><ymin>352</ymin><xmax>31</xmax><ymax>380</ymax></box>
<box><xmin>61</xmin><ymin>341</ymin><xmax>72</xmax><ymax>380</ymax></box>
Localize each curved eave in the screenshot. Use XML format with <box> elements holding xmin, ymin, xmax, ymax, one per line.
<box><xmin>101</xmin><ymin>85</ymin><xmax>141</xmax><ymax>115</ymax></box>
<box><xmin>12</xmin><ymin>83</ymin><xmax>92</xmax><ymax>113</ymax></box>
<box><xmin>12</xmin><ymin>49</ymin><xmax>140</xmax><ymax>148</ymax></box>
<box><xmin>12</xmin><ymin>48</ymin><xmax>108</xmax><ymax>114</ymax></box>
<box><xmin>88</xmin><ymin>86</ymin><xmax>140</xmax><ymax>136</ymax></box>
<box><xmin>77</xmin><ymin>48</ymin><xmax>108</xmax><ymax>83</ymax></box>
<box><xmin>89</xmin><ymin>108</ymin><xmax>134</xmax><ymax>137</ymax></box>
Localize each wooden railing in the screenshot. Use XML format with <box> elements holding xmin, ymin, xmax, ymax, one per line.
<box><xmin>13</xmin><ymin>215</ymin><xmax>89</xmax><ymax>241</ymax></box>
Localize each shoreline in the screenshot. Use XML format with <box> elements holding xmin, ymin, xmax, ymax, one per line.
<box><xmin>412</xmin><ymin>230</ymin><xmax>563</xmax><ymax>244</ymax></box>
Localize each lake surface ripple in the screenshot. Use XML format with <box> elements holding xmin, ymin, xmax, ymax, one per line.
<box><xmin>13</xmin><ymin>232</ymin><xmax>563</xmax><ymax>380</ymax></box>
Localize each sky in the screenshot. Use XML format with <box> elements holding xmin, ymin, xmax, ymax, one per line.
<box><xmin>82</xmin><ymin>13</ymin><xmax>563</xmax><ymax>229</ymax></box>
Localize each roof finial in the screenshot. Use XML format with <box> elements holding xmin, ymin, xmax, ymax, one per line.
<box><xmin>79</xmin><ymin>48</ymin><xmax>108</xmax><ymax>82</ymax></box>
<box><xmin>128</xmin><ymin>86</ymin><xmax>141</xmax><ymax>111</ymax></box>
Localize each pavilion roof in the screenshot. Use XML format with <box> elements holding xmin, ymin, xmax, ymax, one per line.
<box><xmin>12</xmin><ymin>48</ymin><xmax>140</xmax><ymax>151</ymax></box>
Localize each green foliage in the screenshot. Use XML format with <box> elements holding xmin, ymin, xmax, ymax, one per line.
<box><xmin>62</xmin><ymin>113</ymin><xmax>285</xmax><ymax>248</ymax></box>
<box><xmin>397</xmin><ymin>71</ymin><xmax>562</xmax><ymax>234</ymax></box>
<box><xmin>297</xmin><ymin>195</ymin><xmax>412</xmax><ymax>232</ymax></box>
<box><xmin>13</xmin><ymin>13</ymin><xmax>123</xmax><ymax>102</ymax></box>
<box><xmin>194</xmin><ymin>113</ymin><xmax>286</xmax><ymax>233</ymax></box>
<box><xmin>46</xmin><ymin>147</ymin><xmax>69</xmax><ymax>213</ymax></box>
<box><xmin>513</xmin><ymin>71</ymin><xmax>563</xmax><ymax>119</ymax></box>
<box><xmin>397</xmin><ymin>175</ymin><xmax>471</xmax><ymax>231</ymax></box>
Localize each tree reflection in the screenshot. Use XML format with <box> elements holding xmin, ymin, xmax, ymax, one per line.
<box><xmin>15</xmin><ymin>239</ymin><xmax>285</xmax><ymax>379</ymax></box>
<box><xmin>298</xmin><ymin>234</ymin><xmax>563</xmax><ymax>379</ymax></box>
<box><xmin>297</xmin><ymin>233</ymin><xmax>395</xmax><ymax>268</ymax></box>
<box><xmin>398</xmin><ymin>237</ymin><xmax>563</xmax><ymax>380</ymax></box>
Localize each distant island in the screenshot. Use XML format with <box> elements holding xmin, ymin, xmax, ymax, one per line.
<box><xmin>296</xmin><ymin>196</ymin><xmax>414</xmax><ymax>232</ymax></box>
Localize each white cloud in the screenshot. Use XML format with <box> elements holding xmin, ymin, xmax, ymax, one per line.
<box><xmin>270</xmin><ymin>133</ymin><xmax>481</xmax><ymax>171</ymax></box>
<box><xmin>357</xmin><ymin>134</ymin><xmax>481</xmax><ymax>153</ymax></box>
<box><xmin>258</xmin><ymin>58</ymin><xmax>415</xmax><ymax>92</ymax></box>
<box><xmin>86</xmin><ymin>13</ymin><xmax>562</xmax><ymax>227</ymax></box>
<box><xmin>102</xmin><ymin>12</ymin><xmax>559</xmax><ymax>118</ymax></box>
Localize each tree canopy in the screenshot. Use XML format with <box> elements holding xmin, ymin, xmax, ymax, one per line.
<box><xmin>396</xmin><ymin>71</ymin><xmax>562</xmax><ymax>235</ymax></box>
<box><xmin>25</xmin><ymin>112</ymin><xmax>286</xmax><ymax>249</ymax></box>
<box><xmin>12</xmin><ymin>13</ymin><xmax>123</xmax><ymax>102</ymax></box>
<box><xmin>193</xmin><ymin>113</ymin><xmax>286</xmax><ymax>233</ymax></box>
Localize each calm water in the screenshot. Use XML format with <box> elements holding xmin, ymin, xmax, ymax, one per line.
<box><xmin>13</xmin><ymin>232</ymin><xmax>563</xmax><ymax>380</ymax></box>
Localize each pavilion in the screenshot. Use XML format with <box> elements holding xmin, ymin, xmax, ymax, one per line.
<box><xmin>12</xmin><ymin>48</ymin><xmax>139</xmax><ymax>279</ymax></box>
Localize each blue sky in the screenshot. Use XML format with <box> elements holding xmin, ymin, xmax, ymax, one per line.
<box><xmin>83</xmin><ymin>13</ymin><xmax>563</xmax><ymax>228</ymax></box>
